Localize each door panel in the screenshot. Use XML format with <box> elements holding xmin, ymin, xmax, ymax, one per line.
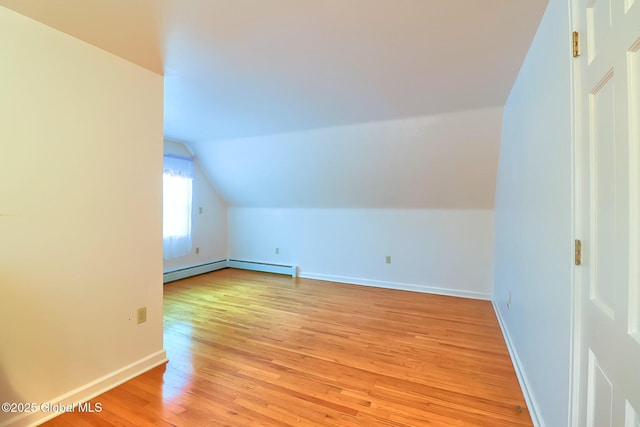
<box><xmin>586</xmin><ymin>0</ymin><xmax>612</xmax><ymax>63</ymax></box>
<box><xmin>587</xmin><ymin>349</ymin><xmax>614</xmax><ymax>427</ymax></box>
<box><xmin>626</xmin><ymin>400</ymin><xmax>640</xmax><ymax>427</ymax></box>
<box><xmin>576</xmin><ymin>0</ymin><xmax>640</xmax><ymax>425</ymax></box>
<box><xmin>590</xmin><ymin>70</ymin><xmax>617</xmax><ymax>319</ymax></box>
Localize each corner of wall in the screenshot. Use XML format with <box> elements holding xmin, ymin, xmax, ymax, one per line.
<box><xmin>162</xmin><ymin>140</ymin><xmax>228</xmax><ymax>272</ymax></box>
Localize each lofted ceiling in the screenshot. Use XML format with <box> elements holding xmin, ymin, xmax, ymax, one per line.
<box><xmin>1</xmin><ymin>0</ymin><xmax>548</xmax><ymax>208</ymax></box>
<box><xmin>192</xmin><ymin>106</ymin><xmax>506</xmax><ymax>208</ymax></box>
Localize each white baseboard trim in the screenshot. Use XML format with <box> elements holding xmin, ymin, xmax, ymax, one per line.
<box><xmin>163</xmin><ymin>259</ymin><xmax>227</xmax><ymax>283</ymax></box>
<box><xmin>299</xmin><ymin>271</ymin><xmax>491</xmax><ymax>300</ymax></box>
<box><xmin>6</xmin><ymin>349</ymin><xmax>168</xmax><ymax>427</ymax></box>
<box><xmin>228</xmin><ymin>259</ymin><xmax>298</xmax><ymax>277</ymax></box>
<box><xmin>491</xmin><ymin>300</ymin><xmax>544</xmax><ymax>427</ymax></box>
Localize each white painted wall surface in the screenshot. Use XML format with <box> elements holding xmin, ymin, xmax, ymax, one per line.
<box><xmin>163</xmin><ymin>140</ymin><xmax>228</xmax><ymax>272</ymax></box>
<box><xmin>229</xmin><ymin>208</ymin><xmax>494</xmax><ymax>299</ymax></box>
<box><xmin>193</xmin><ymin>107</ymin><xmax>502</xmax><ymax>210</ymax></box>
<box><xmin>493</xmin><ymin>0</ymin><xmax>572</xmax><ymax>425</ymax></box>
<box><xmin>0</xmin><ymin>7</ymin><xmax>165</xmax><ymax>425</ymax></box>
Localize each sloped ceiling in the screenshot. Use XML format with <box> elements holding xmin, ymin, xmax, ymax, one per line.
<box><xmin>1</xmin><ymin>0</ymin><xmax>548</xmax><ymax>208</ymax></box>
<box><xmin>192</xmin><ymin>107</ymin><xmax>504</xmax><ymax>208</ymax></box>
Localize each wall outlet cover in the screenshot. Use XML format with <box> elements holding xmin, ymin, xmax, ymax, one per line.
<box><xmin>137</xmin><ymin>307</ymin><xmax>147</xmax><ymax>324</ymax></box>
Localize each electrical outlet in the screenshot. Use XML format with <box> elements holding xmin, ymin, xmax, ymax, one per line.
<box><xmin>275</xmin><ymin>247</ymin><xmax>280</xmax><ymax>255</ymax></box>
<box><xmin>199</xmin><ymin>206</ymin><xmax>203</xmax><ymax>214</ymax></box>
<box><xmin>386</xmin><ymin>256</ymin><xmax>391</xmax><ymax>264</ymax></box>
<box><xmin>507</xmin><ymin>292</ymin><xmax>512</xmax><ymax>310</ymax></box>
<box><xmin>137</xmin><ymin>307</ymin><xmax>147</xmax><ymax>324</ymax></box>
<box><xmin>195</xmin><ymin>247</ymin><xmax>200</xmax><ymax>254</ymax></box>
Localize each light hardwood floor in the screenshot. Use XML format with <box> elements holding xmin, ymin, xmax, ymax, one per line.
<box><xmin>44</xmin><ymin>269</ymin><xmax>531</xmax><ymax>426</ymax></box>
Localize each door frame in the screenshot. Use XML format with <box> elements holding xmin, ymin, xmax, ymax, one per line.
<box><xmin>569</xmin><ymin>0</ymin><xmax>584</xmax><ymax>423</ymax></box>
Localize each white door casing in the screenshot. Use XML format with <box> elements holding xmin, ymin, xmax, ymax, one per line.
<box><xmin>573</xmin><ymin>0</ymin><xmax>640</xmax><ymax>425</ymax></box>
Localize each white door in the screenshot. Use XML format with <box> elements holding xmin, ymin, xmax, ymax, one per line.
<box><xmin>574</xmin><ymin>0</ymin><xmax>640</xmax><ymax>425</ymax></box>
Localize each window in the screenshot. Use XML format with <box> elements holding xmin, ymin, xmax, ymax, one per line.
<box><xmin>163</xmin><ymin>154</ymin><xmax>194</xmax><ymax>259</ymax></box>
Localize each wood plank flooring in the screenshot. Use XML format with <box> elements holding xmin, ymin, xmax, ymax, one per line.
<box><xmin>43</xmin><ymin>269</ymin><xmax>531</xmax><ymax>426</ymax></box>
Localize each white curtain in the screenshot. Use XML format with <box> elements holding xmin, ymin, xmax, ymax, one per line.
<box><xmin>163</xmin><ymin>154</ymin><xmax>194</xmax><ymax>259</ymax></box>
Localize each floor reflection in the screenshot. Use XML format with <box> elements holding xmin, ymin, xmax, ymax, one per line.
<box><xmin>162</xmin><ymin>321</ymin><xmax>193</xmax><ymax>404</ymax></box>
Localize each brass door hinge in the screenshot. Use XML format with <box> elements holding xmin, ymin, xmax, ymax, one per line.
<box><xmin>573</xmin><ymin>31</ymin><xmax>580</xmax><ymax>57</ymax></box>
<box><xmin>575</xmin><ymin>239</ymin><xmax>582</xmax><ymax>265</ymax></box>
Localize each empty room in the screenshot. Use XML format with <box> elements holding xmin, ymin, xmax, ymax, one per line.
<box><xmin>1</xmin><ymin>0</ymin><xmax>639</xmax><ymax>426</ymax></box>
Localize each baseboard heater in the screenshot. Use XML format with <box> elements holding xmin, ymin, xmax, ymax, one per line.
<box><xmin>163</xmin><ymin>259</ymin><xmax>227</xmax><ymax>283</ymax></box>
<box><xmin>228</xmin><ymin>259</ymin><xmax>298</xmax><ymax>277</ymax></box>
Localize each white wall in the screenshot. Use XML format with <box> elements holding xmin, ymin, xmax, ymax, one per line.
<box><xmin>0</xmin><ymin>7</ymin><xmax>165</xmax><ymax>426</ymax></box>
<box><xmin>229</xmin><ymin>208</ymin><xmax>494</xmax><ymax>299</ymax></box>
<box><xmin>202</xmin><ymin>107</ymin><xmax>501</xmax><ymax>300</ymax></box>
<box><xmin>163</xmin><ymin>140</ymin><xmax>227</xmax><ymax>272</ymax></box>
<box><xmin>493</xmin><ymin>0</ymin><xmax>572</xmax><ymax>425</ymax></box>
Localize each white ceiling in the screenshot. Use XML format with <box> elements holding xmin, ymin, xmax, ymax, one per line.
<box><xmin>192</xmin><ymin>106</ymin><xmax>505</xmax><ymax>208</ymax></box>
<box><xmin>1</xmin><ymin>0</ymin><xmax>547</xmax><ymax>143</ymax></box>
<box><xmin>2</xmin><ymin>0</ymin><xmax>547</xmax><ymax>208</ymax></box>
